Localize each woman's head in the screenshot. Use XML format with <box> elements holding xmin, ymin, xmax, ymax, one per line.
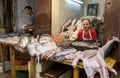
<box><xmin>82</xmin><ymin>19</ymin><xmax>91</xmax><ymax>31</ymax></box>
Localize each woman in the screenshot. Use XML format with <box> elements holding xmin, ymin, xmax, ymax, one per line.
<box><xmin>77</xmin><ymin>19</ymin><xmax>97</xmax><ymax>41</ymax></box>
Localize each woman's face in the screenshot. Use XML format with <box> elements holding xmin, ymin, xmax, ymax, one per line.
<box><xmin>82</xmin><ymin>20</ymin><xmax>90</xmax><ymax>31</ymax></box>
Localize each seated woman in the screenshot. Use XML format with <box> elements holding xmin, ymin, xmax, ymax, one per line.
<box><xmin>77</xmin><ymin>19</ymin><xmax>97</xmax><ymax>41</ymax></box>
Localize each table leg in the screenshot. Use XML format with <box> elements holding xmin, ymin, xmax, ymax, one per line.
<box><xmin>73</xmin><ymin>67</ymin><xmax>79</xmax><ymax>78</ymax></box>
<box><xmin>0</xmin><ymin>44</ymin><xmax>5</xmax><ymax>73</ymax></box>
<box><xmin>29</xmin><ymin>56</ymin><xmax>35</xmax><ymax>78</ymax></box>
<box><xmin>10</xmin><ymin>46</ymin><xmax>16</xmax><ymax>78</ymax></box>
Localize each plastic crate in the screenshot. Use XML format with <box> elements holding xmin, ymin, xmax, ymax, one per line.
<box><xmin>16</xmin><ymin>70</ymin><xmax>28</xmax><ymax>78</ymax></box>
<box><xmin>15</xmin><ymin>65</ymin><xmax>28</xmax><ymax>70</ymax></box>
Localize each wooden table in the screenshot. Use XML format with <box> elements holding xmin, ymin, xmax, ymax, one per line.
<box><xmin>0</xmin><ymin>43</ymin><xmax>116</xmax><ymax>78</ymax></box>
<box><xmin>0</xmin><ymin>44</ymin><xmax>5</xmax><ymax>73</ymax></box>
<box><xmin>0</xmin><ymin>43</ymin><xmax>36</xmax><ymax>78</ymax></box>
<box><xmin>50</xmin><ymin>57</ymin><xmax>116</xmax><ymax>78</ymax></box>
<box><xmin>12</xmin><ymin>45</ymin><xmax>36</xmax><ymax>78</ymax></box>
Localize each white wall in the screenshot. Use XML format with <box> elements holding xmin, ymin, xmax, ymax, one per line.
<box><xmin>16</xmin><ymin>0</ymin><xmax>83</xmax><ymax>33</ymax></box>
<box><xmin>83</xmin><ymin>0</ymin><xmax>105</xmax><ymax>20</ymax></box>
<box><xmin>15</xmin><ymin>0</ymin><xmax>104</xmax><ymax>34</ymax></box>
<box><xmin>52</xmin><ymin>0</ymin><xmax>83</xmax><ymax>34</ymax></box>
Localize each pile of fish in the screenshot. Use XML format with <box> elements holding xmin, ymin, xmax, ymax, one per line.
<box><xmin>71</xmin><ymin>41</ymin><xmax>100</xmax><ymax>48</ymax></box>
